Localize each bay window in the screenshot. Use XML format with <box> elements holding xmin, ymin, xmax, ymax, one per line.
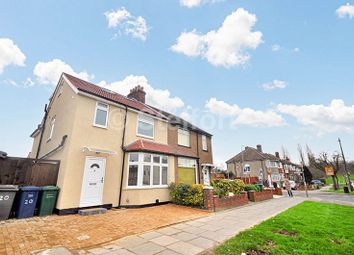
<box><xmin>127</xmin><ymin>153</ymin><xmax>168</xmax><ymax>188</ymax></box>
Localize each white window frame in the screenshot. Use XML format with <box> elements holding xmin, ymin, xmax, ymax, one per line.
<box><xmin>202</xmin><ymin>135</ymin><xmax>208</xmax><ymax>151</ymax></box>
<box><xmin>136</xmin><ymin>114</ymin><xmax>155</xmax><ymax>139</ymax></box>
<box><xmin>93</xmin><ymin>101</ymin><xmax>109</xmax><ymax>128</ymax></box>
<box><xmin>47</xmin><ymin>117</ymin><xmax>55</xmax><ymax>141</ymax></box>
<box><xmin>127</xmin><ymin>153</ymin><xmax>168</xmax><ymax>189</ymax></box>
<box><xmin>178</xmin><ymin>128</ymin><xmax>190</xmax><ymax>147</ymax></box>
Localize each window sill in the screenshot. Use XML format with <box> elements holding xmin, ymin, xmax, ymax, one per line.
<box><xmin>93</xmin><ymin>124</ymin><xmax>108</xmax><ymax>129</ymax></box>
<box><xmin>137</xmin><ymin>134</ymin><xmax>154</xmax><ymax>140</ymax></box>
<box><xmin>177</xmin><ymin>144</ymin><xmax>191</xmax><ymax>148</ymax></box>
<box><xmin>124</xmin><ymin>185</ymin><xmax>169</xmax><ymax>190</ymax></box>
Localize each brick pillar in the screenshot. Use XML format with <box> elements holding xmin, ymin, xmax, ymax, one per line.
<box><xmin>203</xmin><ymin>186</ymin><xmax>214</xmax><ymax>212</ymax></box>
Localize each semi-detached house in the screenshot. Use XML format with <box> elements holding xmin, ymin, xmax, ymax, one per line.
<box><xmin>29</xmin><ymin>73</ymin><xmax>213</xmax><ymax>215</ymax></box>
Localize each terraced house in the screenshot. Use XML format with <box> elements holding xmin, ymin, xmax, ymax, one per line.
<box><xmin>29</xmin><ymin>73</ymin><xmax>213</xmax><ymax>214</ymax></box>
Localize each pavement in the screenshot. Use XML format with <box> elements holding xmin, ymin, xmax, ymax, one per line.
<box><xmin>294</xmin><ymin>189</ymin><xmax>354</xmax><ymax>207</ymax></box>
<box><xmin>68</xmin><ymin>196</ymin><xmax>306</xmax><ymax>255</ymax></box>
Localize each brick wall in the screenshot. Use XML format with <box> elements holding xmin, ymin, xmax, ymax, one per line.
<box><xmin>272</xmin><ymin>188</ymin><xmax>283</xmax><ymax>196</ymax></box>
<box><xmin>248</xmin><ymin>190</ymin><xmax>273</xmax><ymax>202</ymax></box>
<box><xmin>203</xmin><ymin>187</ymin><xmax>248</xmax><ymax>212</ymax></box>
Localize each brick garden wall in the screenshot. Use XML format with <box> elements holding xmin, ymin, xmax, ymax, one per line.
<box><xmin>248</xmin><ymin>190</ymin><xmax>273</xmax><ymax>202</ymax></box>
<box><xmin>203</xmin><ymin>187</ymin><xmax>248</xmax><ymax>212</ymax></box>
<box><xmin>272</xmin><ymin>188</ymin><xmax>283</xmax><ymax>196</ymax></box>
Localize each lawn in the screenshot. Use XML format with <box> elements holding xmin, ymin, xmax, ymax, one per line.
<box><xmin>215</xmin><ymin>201</ymin><xmax>354</xmax><ymax>255</ymax></box>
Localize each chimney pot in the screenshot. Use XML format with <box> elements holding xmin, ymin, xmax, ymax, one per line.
<box><xmin>275</xmin><ymin>152</ymin><xmax>280</xmax><ymax>158</ymax></box>
<box><xmin>256</xmin><ymin>144</ymin><xmax>263</xmax><ymax>153</ymax></box>
<box><xmin>127</xmin><ymin>85</ymin><xmax>146</xmax><ymax>103</ymax></box>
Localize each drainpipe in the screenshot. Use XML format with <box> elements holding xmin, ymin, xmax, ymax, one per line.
<box><xmin>35</xmin><ymin>104</ymin><xmax>48</xmax><ymax>159</ymax></box>
<box><xmin>118</xmin><ymin>106</ymin><xmax>128</xmax><ymax>208</ymax></box>
<box><xmin>196</xmin><ymin>133</ymin><xmax>200</xmax><ymax>184</ymax></box>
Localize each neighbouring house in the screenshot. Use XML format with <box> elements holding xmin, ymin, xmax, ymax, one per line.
<box><xmin>29</xmin><ymin>73</ymin><xmax>213</xmax><ymax>214</ymax></box>
<box><xmin>226</xmin><ymin>145</ymin><xmax>282</xmax><ymax>186</ymax></box>
<box><xmin>276</xmin><ymin>153</ymin><xmax>303</xmax><ymax>183</ymax></box>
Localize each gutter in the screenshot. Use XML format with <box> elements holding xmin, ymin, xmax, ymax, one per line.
<box><xmin>39</xmin><ymin>135</ymin><xmax>68</xmax><ymax>160</ymax></box>
<box><xmin>35</xmin><ymin>104</ymin><xmax>49</xmax><ymax>159</ymax></box>
<box><xmin>118</xmin><ymin>106</ymin><xmax>128</xmax><ymax>208</ymax></box>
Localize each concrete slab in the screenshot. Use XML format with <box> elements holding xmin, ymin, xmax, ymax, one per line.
<box><xmin>187</xmin><ymin>237</ymin><xmax>217</xmax><ymax>250</ymax></box>
<box><xmin>172</xmin><ymin>232</ymin><xmax>198</xmax><ymax>242</ymax></box>
<box><xmin>139</xmin><ymin>231</ymin><xmax>163</xmax><ymax>240</ymax></box>
<box><xmin>167</xmin><ymin>241</ymin><xmax>203</xmax><ymax>255</ymax></box>
<box><xmin>113</xmin><ymin>236</ymin><xmax>147</xmax><ymax>249</ymax></box>
<box><xmin>150</xmin><ymin>236</ymin><xmax>179</xmax><ymax>246</ymax></box>
<box><xmin>129</xmin><ymin>242</ymin><xmax>165</xmax><ymax>255</ymax></box>
<box><xmin>32</xmin><ymin>247</ymin><xmax>73</xmax><ymax>255</ymax></box>
<box><xmin>157</xmin><ymin>227</ymin><xmax>181</xmax><ymax>236</ymax></box>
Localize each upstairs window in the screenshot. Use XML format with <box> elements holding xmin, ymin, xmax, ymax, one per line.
<box><xmin>178</xmin><ymin>128</ymin><xmax>190</xmax><ymax>147</ymax></box>
<box><xmin>47</xmin><ymin>117</ymin><xmax>55</xmax><ymax>141</ymax></box>
<box><xmin>137</xmin><ymin>114</ymin><xmax>154</xmax><ymax>139</ymax></box>
<box><xmin>202</xmin><ymin>135</ymin><xmax>208</xmax><ymax>151</ymax></box>
<box><xmin>94</xmin><ymin>102</ymin><xmax>109</xmax><ymax>128</ymax></box>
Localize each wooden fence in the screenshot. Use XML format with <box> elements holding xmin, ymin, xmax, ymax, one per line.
<box><xmin>0</xmin><ymin>157</ymin><xmax>60</xmax><ymax>186</ymax></box>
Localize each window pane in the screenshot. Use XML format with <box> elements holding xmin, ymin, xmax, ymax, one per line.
<box><xmin>98</xmin><ymin>102</ymin><xmax>108</xmax><ymax>109</ymax></box>
<box><xmin>178</xmin><ymin>157</ymin><xmax>195</xmax><ymax>168</ymax></box>
<box><xmin>162</xmin><ymin>156</ymin><xmax>168</xmax><ymax>164</ymax></box>
<box><xmin>95</xmin><ymin>108</ymin><xmax>107</xmax><ymax>126</ymax></box>
<box><xmin>178</xmin><ymin>129</ymin><xmax>190</xmax><ymax>147</ymax></box>
<box><xmin>128</xmin><ymin>165</ymin><xmax>138</xmax><ymax>186</ymax></box>
<box><xmin>162</xmin><ymin>167</ymin><xmax>168</xmax><ymax>185</ymax></box>
<box><xmin>153</xmin><ymin>155</ymin><xmax>160</xmax><ymax>164</ymax></box>
<box><xmin>144</xmin><ymin>154</ymin><xmax>151</xmax><ymax>163</ymax></box>
<box><xmin>153</xmin><ymin>166</ymin><xmax>160</xmax><ymax>185</ymax></box>
<box><xmin>202</xmin><ymin>135</ymin><xmax>208</xmax><ymax>150</ymax></box>
<box><xmin>143</xmin><ymin>165</ymin><xmax>151</xmax><ymax>186</ymax></box>
<box><xmin>129</xmin><ymin>153</ymin><xmax>139</xmax><ymax>162</ymax></box>
<box><xmin>138</xmin><ymin>121</ymin><xmax>154</xmax><ymax>137</ymax></box>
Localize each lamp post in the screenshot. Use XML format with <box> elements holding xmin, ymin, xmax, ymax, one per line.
<box><xmin>338</xmin><ymin>138</ymin><xmax>353</xmax><ymax>191</ymax></box>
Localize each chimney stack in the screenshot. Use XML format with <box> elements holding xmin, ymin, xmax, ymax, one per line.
<box><xmin>127</xmin><ymin>85</ymin><xmax>146</xmax><ymax>103</ymax></box>
<box><xmin>256</xmin><ymin>144</ymin><xmax>263</xmax><ymax>153</ymax></box>
<box><xmin>275</xmin><ymin>152</ymin><xmax>280</xmax><ymax>159</ymax></box>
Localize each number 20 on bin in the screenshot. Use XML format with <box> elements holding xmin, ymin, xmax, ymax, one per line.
<box><xmin>24</xmin><ymin>199</ymin><xmax>34</xmax><ymax>204</ymax></box>
<box><xmin>0</xmin><ymin>195</ymin><xmax>10</xmax><ymax>201</ymax></box>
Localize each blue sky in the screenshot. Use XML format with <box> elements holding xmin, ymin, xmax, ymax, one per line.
<box><xmin>1</xmin><ymin>1</ymin><xmax>354</xmax><ymax>166</ymax></box>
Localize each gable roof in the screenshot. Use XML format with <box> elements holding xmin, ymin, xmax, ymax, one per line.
<box><xmin>63</xmin><ymin>73</ymin><xmax>167</xmax><ymax>120</ymax></box>
<box><xmin>124</xmin><ymin>139</ymin><xmax>198</xmax><ymax>158</ymax></box>
<box><xmin>226</xmin><ymin>146</ymin><xmax>279</xmax><ymax>164</ymax></box>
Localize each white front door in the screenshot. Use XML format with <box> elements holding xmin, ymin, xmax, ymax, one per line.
<box><xmin>80</xmin><ymin>157</ymin><xmax>106</xmax><ymax>207</ymax></box>
<box><xmin>202</xmin><ymin>166</ymin><xmax>211</xmax><ymax>186</ymax></box>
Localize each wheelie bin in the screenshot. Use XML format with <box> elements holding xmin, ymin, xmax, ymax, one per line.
<box><xmin>16</xmin><ymin>186</ymin><xmax>41</xmax><ymax>218</ymax></box>
<box><xmin>38</xmin><ymin>186</ymin><xmax>59</xmax><ymax>216</ymax></box>
<box><xmin>0</xmin><ymin>185</ymin><xmax>19</xmax><ymax>220</ymax></box>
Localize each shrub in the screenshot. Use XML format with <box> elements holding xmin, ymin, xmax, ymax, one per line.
<box><xmin>212</xmin><ymin>179</ymin><xmax>245</xmax><ymax>197</ymax></box>
<box><xmin>169</xmin><ymin>183</ymin><xmax>204</xmax><ymax>207</ymax></box>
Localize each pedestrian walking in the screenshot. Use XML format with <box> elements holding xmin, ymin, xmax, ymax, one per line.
<box><xmin>285</xmin><ymin>179</ymin><xmax>293</xmax><ymax>197</ymax></box>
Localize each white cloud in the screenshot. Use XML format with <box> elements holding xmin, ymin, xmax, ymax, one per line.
<box><xmin>336</xmin><ymin>3</ymin><xmax>354</xmax><ymax>19</ymax></box>
<box><xmin>2</xmin><ymin>77</ymin><xmax>35</xmax><ymax>88</ymax></box>
<box><xmin>171</xmin><ymin>8</ymin><xmax>263</xmax><ymax>67</ymax></box>
<box><xmin>33</xmin><ymin>59</ymin><xmax>93</xmax><ymax>86</ymax></box>
<box><xmin>104</xmin><ymin>7</ymin><xmax>148</xmax><ymax>41</ymax></box>
<box><xmin>179</xmin><ymin>0</ymin><xmax>221</xmax><ymax>8</ymax></box>
<box><xmin>0</xmin><ymin>38</ymin><xmax>26</xmax><ymax>74</ymax></box>
<box><xmin>98</xmin><ymin>75</ymin><xmax>184</xmax><ymax>111</ymax></box>
<box><xmin>271</xmin><ymin>44</ymin><xmax>280</xmax><ymax>52</ymax></box>
<box><xmin>262</xmin><ymin>80</ymin><xmax>287</xmax><ymax>91</ymax></box>
<box><xmin>293</xmin><ymin>47</ymin><xmax>300</xmax><ymax>53</ymax></box>
<box><xmin>277</xmin><ymin>99</ymin><xmax>354</xmax><ymax>133</ymax></box>
<box><xmin>205</xmin><ymin>97</ymin><xmax>285</xmax><ymax>127</ymax></box>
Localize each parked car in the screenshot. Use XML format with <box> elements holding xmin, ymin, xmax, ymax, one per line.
<box><xmin>311</xmin><ymin>180</ymin><xmax>324</xmax><ymax>186</ymax></box>
<box><xmin>283</xmin><ymin>180</ymin><xmax>297</xmax><ymax>190</ymax></box>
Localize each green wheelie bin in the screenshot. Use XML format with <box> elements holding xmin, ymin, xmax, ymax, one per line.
<box><xmin>38</xmin><ymin>186</ymin><xmax>59</xmax><ymax>216</ymax></box>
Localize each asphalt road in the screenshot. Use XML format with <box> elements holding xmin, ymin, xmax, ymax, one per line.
<box><xmin>291</xmin><ymin>189</ymin><xmax>354</xmax><ymax>206</ymax></box>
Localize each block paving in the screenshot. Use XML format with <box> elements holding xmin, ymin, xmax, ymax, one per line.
<box><xmin>0</xmin><ymin>204</ymin><xmax>208</xmax><ymax>255</ymax></box>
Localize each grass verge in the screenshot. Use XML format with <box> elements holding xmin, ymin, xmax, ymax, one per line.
<box><xmin>215</xmin><ymin>201</ymin><xmax>354</xmax><ymax>255</ymax></box>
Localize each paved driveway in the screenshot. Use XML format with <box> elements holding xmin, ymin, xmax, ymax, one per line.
<box><xmin>0</xmin><ymin>204</ymin><xmax>208</xmax><ymax>255</ymax></box>
<box><xmin>75</xmin><ymin>197</ymin><xmax>306</xmax><ymax>255</ymax></box>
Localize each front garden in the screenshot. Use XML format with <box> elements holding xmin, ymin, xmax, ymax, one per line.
<box><xmin>214</xmin><ymin>201</ymin><xmax>354</xmax><ymax>255</ymax></box>
<box><xmin>169</xmin><ymin>179</ymin><xmax>275</xmax><ymax>211</ymax></box>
